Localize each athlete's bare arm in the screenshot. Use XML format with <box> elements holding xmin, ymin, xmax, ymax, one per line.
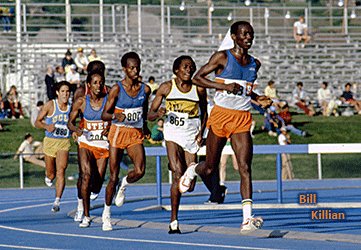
<box><xmin>147</xmin><ymin>81</ymin><xmax>172</xmax><ymax>121</ymax></box>
<box><xmin>34</xmin><ymin>100</ymin><xmax>56</xmax><ymax>133</ymax></box>
<box><xmin>142</xmin><ymin>85</ymin><xmax>152</xmax><ymax>138</ymax></box>
<box><xmin>67</xmin><ymin>97</ymin><xmax>85</xmax><ymax>136</ymax></box>
<box><xmin>196</xmin><ymin>86</ymin><xmax>208</xmax><ymax>146</ymax></box>
<box><xmin>193</xmin><ymin>51</ymin><xmax>241</xmax><ymax>94</ymax></box>
<box><xmin>101</xmin><ymin>84</ymin><xmax>125</xmax><ymax>122</ymax></box>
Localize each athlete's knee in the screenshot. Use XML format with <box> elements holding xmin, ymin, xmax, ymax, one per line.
<box><xmin>238</xmin><ymin>162</ymin><xmax>251</xmax><ymax>176</ymax></box>
<box><xmin>133</xmin><ymin>167</ymin><xmax>145</xmax><ymax>179</ymax></box>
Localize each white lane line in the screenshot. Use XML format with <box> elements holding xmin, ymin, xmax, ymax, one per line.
<box><xmin>0</xmin><ymin>201</ymin><xmax>75</xmax><ymax>214</ymax></box>
<box><xmin>0</xmin><ymin>244</ymin><xmax>65</xmax><ymax>250</ymax></box>
<box><xmin>0</xmin><ymin>225</ymin><xmax>280</xmax><ymax>250</ymax></box>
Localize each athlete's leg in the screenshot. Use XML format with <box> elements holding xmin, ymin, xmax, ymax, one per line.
<box><xmin>44</xmin><ymin>155</ymin><xmax>56</xmax><ymax>181</ymax></box>
<box><xmin>125</xmin><ymin>143</ymin><xmax>146</xmax><ymax>183</ymax></box>
<box><xmin>92</xmin><ymin>157</ymin><xmax>108</xmax><ymax>194</ymax></box>
<box><xmin>219</xmin><ymin>154</ymin><xmax>230</xmax><ymax>186</ymax></box>
<box><xmin>54</xmin><ymin>150</ymin><xmax>69</xmax><ymax>199</ymax></box>
<box><xmin>78</xmin><ymin>148</ymin><xmax>94</xmax><ymax>218</ymax></box>
<box><xmin>105</xmin><ymin>145</ymin><xmax>123</xmax><ymax>206</ymax></box>
<box><xmin>76</xmin><ymin>146</ymin><xmax>83</xmax><ymax>200</ymax></box>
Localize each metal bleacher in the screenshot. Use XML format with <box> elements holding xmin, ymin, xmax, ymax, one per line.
<box><xmin>1</xmin><ymin>3</ymin><xmax>361</xmax><ymax>114</ymax></box>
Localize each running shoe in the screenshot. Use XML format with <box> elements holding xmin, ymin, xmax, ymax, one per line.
<box><xmin>74</xmin><ymin>209</ymin><xmax>84</xmax><ymax>222</ymax></box>
<box><xmin>115</xmin><ymin>179</ymin><xmax>126</xmax><ymax>207</ymax></box>
<box><xmin>179</xmin><ymin>163</ymin><xmax>197</xmax><ymax>193</ymax></box>
<box><xmin>45</xmin><ymin>177</ymin><xmax>53</xmax><ymax>187</ymax></box>
<box><xmin>219</xmin><ymin>185</ymin><xmax>228</xmax><ymax>204</ymax></box>
<box><xmin>51</xmin><ymin>205</ymin><xmax>60</xmax><ymax>213</ymax></box>
<box><xmin>168</xmin><ymin>220</ymin><xmax>181</xmax><ymax>234</ymax></box>
<box><xmin>240</xmin><ymin>216</ymin><xmax>264</xmax><ymax>234</ymax></box>
<box><xmin>102</xmin><ymin>214</ymin><xmax>113</xmax><ymax>231</ymax></box>
<box><xmin>79</xmin><ymin>216</ymin><xmax>91</xmax><ymax>228</ymax></box>
<box><xmin>90</xmin><ymin>192</ymin><xmax>99</xmax><ymax>200</ymax></box>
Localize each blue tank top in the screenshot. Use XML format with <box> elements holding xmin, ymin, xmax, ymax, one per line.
<box><xmin>45</xmin><ymin>100</ymin><xmax>71</xmax><ymax>139</ymax></box>
<box><xmin>216</xmin><ymin>50</ymin><xmax>258</xmax><ymax>83</ymax></box>
<box><xmin>83</xmin><ymin>95</ymin><xmax>107</xmax><ymax>124</ymax></box>
<box><xmin>112</xmin><ymin>81</ymin><xmax>146</xmax><ymax>128</ymax></box>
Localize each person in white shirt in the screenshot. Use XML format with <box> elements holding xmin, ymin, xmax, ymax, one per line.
<box><xmin>88</xmin><ymin>49</ymin><xmax>101</xmax><ymax>62</ymax></box>
<box><xmin>14</xmin><ymin>133</ymin><xmax>45</xmax><ymax>168</ymax></box>
<box><xmin>31</xmin><ymin>101</ymin><xmax>44</xmax><ymax>127</ymax></box>
<box><xmin>292</xmin><ymin>82</ymin><xmax>315</xmax><ymax>116</ymax></box>
<box><xmin>74</xmin><ymin>47</ymin><xmax>89</xmax><ymax>75</ymax></box>
<box><xmin>66</xmin><ymin>64</ymin><xmax>82</xmax><ymax>92</ymax></box>
<box><xmin>317</xmin><ymin>81</ymin><xmax>333</xmax><ymax>116</ymax></box>
<box><xmin>278</xmin><ymin>127</ymin><xmax>294</xmax><ymax>181</ymax></box>
<box><xmin>293</xmin><ymin>16</ymin><xmax>311</xmax><ymax>48</ymax></box>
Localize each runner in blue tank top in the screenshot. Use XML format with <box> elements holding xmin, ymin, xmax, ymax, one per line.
<box><xmin>68</xmin><ymin>72</ymin><xmax>109</xmax><ymax>228</ymax></box>
<box><xmin>35</xmin><ymin>81</ymin><xmax>72</xmax><ymax>213</ymax></box>
<box><xmin>100</xmin><ymin>52</ymin><xmax>151</xmax><ymax>231</ymax></box>
<box><xmin>179</xmin><ymin>21</ymin><xmax>272</xmax><ymax>234</ymax></box>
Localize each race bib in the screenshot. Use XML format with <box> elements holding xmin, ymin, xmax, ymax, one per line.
<box><xmin>223</xmin><ymin>79</ymin><xmax>253</xmax><ymax>97</ymax></box>
<box><xmin>167</xmin><ymin>111</ymin><xmax>188</xmax><ymax>127</ymax></box>
<box><xmin>122</xmin><ymin>107</ymin><xmax>143</xmax><ymax>124</ymax></box>
<box><xmin>85</xmin><ymin>130</ymin><xmax>107</xmax><ymax>141</ymax></box>
<box><xmin>53</xmin><ymin>124</ymin><xmax>69</xmax><ymax>138</ymax></box>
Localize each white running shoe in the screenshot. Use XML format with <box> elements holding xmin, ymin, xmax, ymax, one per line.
<box><xmin>90</xmin><ymin>192</ymin><xmax>99</xmax><ymax>200</ymax></box>
<box><xmin>102</xmin><ymin>214</ymin><xmax>113</xmax><ymax>231</ymax></box>
<box><xmin>115</xmin><ymin>180</ymin><xmax>126</xmax><ymax>207</ymax></box>
<box><xmin>179</xmin><ymin>163</ymin><xmax>197</xmax><ymax>193</ymax></box>
<box><xmin>45</xmin><ymin>177</ymin><xmax>53</xmax><ymax>187</ymax></box>
<box><xmin>240</xmin><ymin>216</ymin><xmax>264</xmax><ymax>234</ymax></box>
<box><xmin>74</xmin><ymin>209</ymin><xmax>84</xmax><ymax>222</ymax></box>
<box><xmin>79</xmin><ymin>216</ymin><xmax>91</xmax><ymax>228</ymax></box>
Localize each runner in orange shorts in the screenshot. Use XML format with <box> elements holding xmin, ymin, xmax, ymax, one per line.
<box><xmin>179</xmin><ymin>21</ymin><xmax>272</xmax><ymax>234</ymax></box>
<box><xmin>100</xmin><ymin>52</ymin><xmax>151</xmax><ymax>231</ymax></box>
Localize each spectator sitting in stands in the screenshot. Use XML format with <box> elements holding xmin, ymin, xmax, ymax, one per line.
<box><xmin>293</xmin><ymin>16</ymin><xmax>311</xmax><ymax>49</ymax></box>
<box><xmin>279</xmin><ymin>104</ymin><xmax>309</xmax><ymax>137</ymax></box>
<box><xmin>74</xmin><ymin>47</ymin><xmax>88</xmax><ymax>76</ymax></box>
<box><xmin>88</xmin><ymin>48</ymin><xmax>101</xmax><ymax>62</ymax></box>
<box><xmin>340</xmin><ymin>83</ymin><xmax>361</xmax><ymax>115</ymax></box>
<box><xmin>317</xmin><ymin>81</ymin><xmax>338</xmax><ymax>116</ymax></box>
<box><xmin>6</xmin><ymin>85</ymin><xmax>24</xmax><ymax>119</ymax></box>
<box><xmin>45</xmin><ymin>67</ymin><xmax>56</xmax><ymax>100</ymax></box>
<box><xmin>66</xmin><ymin>64</ymin><xmax>81</xmax><ymax>93</ymax></box>
<box><xmin>251</xmin><ymin>82</ymin><xmax>266</xmax><ymax>115</ymax></box>
<box><xmin>264</xmin><ymin>80</ymin><xmax>285</xmax><ymax>113</ymax></box>
<box><xmin>147</xmin><ymin>76</ymin><xmax>159</xmax><ymax>94</ymax></box>
<box><xmin>292</xmin><ymin>82</ymin><xmax>316</xmax><ymax>116</ymax></box>
<box><xmin>262</xmin><ymin>105</ymin><xmax>285</xmax><ymax>137</ymax></box>
<box><xmin>14</xmin><ymin>133</ymin><xmax>45</xmax><ymax>168</ymax></box>
<box><xmin>149</xmin><ymin>118</ymin><xmax>164</xmax><ymax>144</ymax></box>
<box><xmin>0</xmin><ymin>88</ymin><xmax>8</xmax><ymax>119</ymax></box>
<box><xmin>31</xmin><ymin>101</ymin><xmax>44</xmax><ymax>127</ymax></box>
<box><xmin>62</xmin><ymin>49</ymin><xmax>75</xmax><ymax>74</ymax></box>
<box><xmin>54</xmin><ymin>65</ymin><xmax>66</xmax><ymax>83</ymax></box>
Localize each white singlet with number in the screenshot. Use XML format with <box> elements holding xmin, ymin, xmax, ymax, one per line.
<box><xmin>53</xmin><ymin>124</ymin><xmax>70</xmax><ymax>138</ymax></box>
<box><xmin>214</xmin><ymin>78</ymin><xmax>253</xmax><ymax>111</ymax></box>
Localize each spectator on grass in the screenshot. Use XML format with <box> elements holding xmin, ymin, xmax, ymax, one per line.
<box><xmin>6</xmin><ymin>85</ymin><xmax>24</xmax><ymax>119</ymax></box>
<box><xmin>292</xmin><ymin>82</ymin><xmax>316</xmax><ymax>116</ymax></box>
<box><xmin>278</xmin><ymin>127</ymin><xmax>294</xmax><ymax>181</ymax></box>
<box><xmin>14</xmin><ymin>133</ymin><xmax>45</xmax><ymax>168</ymax></box>
<box><xmin>66</xmin><ymin>64</ymin><xmax>81</xmax><ymax>92</ymax></box>
<box><xmin>31</xmin><ymin>101</ymin><xmax>44</xmax><ymax>127</ymax></box>
<box><xmin>317</xmin><ymin>81</ymin><xmax>339</xmax><ymax>116</ymax></box>
<box><xmin>88</xmin><ymin>48</ymin><xmax>101</xmax><ymax>62</ymax></box>
<box><xmin>74</xmin><ymin>47</ymin><xmax>88</xmax><ymax>76</ymax></box>
<box><xmin>62</xmin><ymin>49</ymin><xmax>75</xmax><ymax>74</ymax></box>
<box><xmin>262</xmin><ymin>106</ymin><xmax>285</xmax><ymax>137</ymax></box>
<box><xmin>54</xmin><ymin>65</ymin><xmax>66</xmax><ymax>83</ymax></box>
<box><xmin>293</xmin><ymin>16</ymin><xmax>311</xmax><ymax>49</ymax></box>
<box><xmin>45</xmin><ymin>67</ymin><xmax>56</xmax><ymax>100</ymax></box>
<box><xmin>264</xmin><ymin>80</ymin><xmax>285</xmax><ymax>113</ymax></box>
<box><xmin>149</xmin><ymin>118</ymin><xmax>164</xmax><ymax>144</ymax></box>
<box><xmin>340</xmin><ymin>83</ymin><xmax>361</xmax><ymax>114</ymax></box>
<box><xmin>279</xmin><ymin>104</ymin><xmax>309</xmax><ymax>137</ymax></box>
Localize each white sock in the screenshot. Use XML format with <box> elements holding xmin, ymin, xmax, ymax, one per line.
<box><xmin>250</xmin><ymin>121</ymin><xmax>256</xmax><ymax>134</ymax></box>
<box><xmin>77</xmin><ymin>198</ymin><xmax>84</xmax><ymax>211</ymax></box>
<box><xmin>242</xmin><ymin>199</ymin><xmax>253</xmax><ymax>223</ymax></box>
<box><xmin>103</xmin><ymin>204</ymin><xmax>111</xmax><ymax>215</ymax></box>
<box><xmin>121</xmin><ymin>176</ymin><xmax>129</xmax><ymax>187</ymax></box>
<box><xmin>170</xmin><ymin>220</ymin><xmax>178</xmax><ymax>230</ymax></box>
<box><xmin>54</xmin><ymin>197</ymin><xmax>61</xmax><ymax>206</ymax></box>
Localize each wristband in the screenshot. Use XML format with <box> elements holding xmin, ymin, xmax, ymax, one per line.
<box><xmin>111</xmin><ymin>114</ymin><xmax>115</xmax><ymax>120</ymax></box>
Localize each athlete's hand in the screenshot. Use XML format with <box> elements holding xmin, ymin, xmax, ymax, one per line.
<box><xmin>102</xmin><ymin>126</ymin><xmax>110</xmax><ymax>137</ymax></box>
<box><xmin>195</xmin><ymin>133</ymin><xmax>204</xmax><ymax>147</ymax></box>
<box><xmin>257</xmin><ymin>96</ymin><xmax>273</xmax><ymax>108</ymax></box>
<box><xmin>72</xmin><ymin>132</ymin><xmax>78</xmax><ymax>143</ymax></box>
<box><xmin>74</xmin><ymin>127</ymin><xmax>84</xmax><ymax>136</ymax></box>
<box><xmin>143</xmin><ymin>126</ymin><xmax>151</xmax><ymax>139</ymax></box>
<box><xmin>224</xmin><ymin>82</ymin><xmax>241</xmax><ymax>95</ymax></box>
<box><xmin>46</xmin><ymin>124</ymin><xmax>56</xmax><ymax>133</ymax></box>
<box><xmin>157</xmin><ymin>107</ymin><xmax>166</xmax><ymax>118</ymax></box>
<box><xmin>115</xmin><ymin>113</ymin><xmax>126</xmax><ymax>122</ymax></box>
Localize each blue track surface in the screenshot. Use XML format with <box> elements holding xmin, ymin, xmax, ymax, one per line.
<box><xmin>0</xmin><ymin>179</ymin><xmax>361</xmax><ymax>249</ymax></box>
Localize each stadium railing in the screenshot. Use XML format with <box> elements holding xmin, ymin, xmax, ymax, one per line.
<box><xmin>9</xmin><ymin>143</ymin><xmax>361</xmax><ymax>205</ymax></box>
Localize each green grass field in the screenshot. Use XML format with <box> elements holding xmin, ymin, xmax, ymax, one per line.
<box><xmin>1</xmin><ymin>112</ymin><xmax>361</xmax><ymax>188</ymax></box>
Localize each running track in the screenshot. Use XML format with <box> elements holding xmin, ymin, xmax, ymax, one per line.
<box><xmin>1</xmin><ymin>179</ymin><xmax>361</xmax><ymax>249</ymax></box>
